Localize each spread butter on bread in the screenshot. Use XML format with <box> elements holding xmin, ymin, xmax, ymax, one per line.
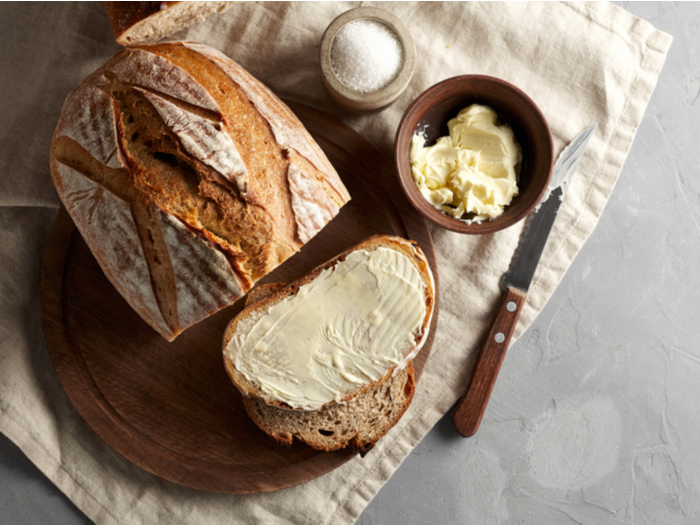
<box><xmin>223</xmin><ymin>235</ymin><xmax>435</xmax><ymax>453</ymax></box>
<box><xmin>49</xmin><ymin>41</ymin><xmax>350</xmax><ymax>341</ymax></box>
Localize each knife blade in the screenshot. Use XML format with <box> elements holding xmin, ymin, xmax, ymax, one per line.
<box><xmin>452</xmin><ymin>124</ymin><xmax>597</xmax><ymax>437</ymax></box>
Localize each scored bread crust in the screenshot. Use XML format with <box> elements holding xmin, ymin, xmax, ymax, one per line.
<box><xmin>50</xmin><ymin>41</ymin><xmax>349</xmax><ymax>341</ymax></box>
<box><xmin>104</xmin><ymin>2</ymin><xmax>234</xmax><ymax>47</ymax></box>
<box><xmin>222</xmin><ymin>234</ymin><xmax>435</xmax><ymax>414</ymax></box>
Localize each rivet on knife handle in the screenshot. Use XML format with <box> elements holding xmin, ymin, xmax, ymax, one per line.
<box><xmin>451</xmin><ymin>286</ymin><xmax>526</xmax><ymax>437</ymax></box>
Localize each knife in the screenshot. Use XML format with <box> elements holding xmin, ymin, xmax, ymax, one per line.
<box><xmin>451</xmin><ymin>124</ymin><xmax>597</xmax><ymax>437</ymax></box>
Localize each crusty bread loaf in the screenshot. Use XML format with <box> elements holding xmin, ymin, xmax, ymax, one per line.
<box><xmin>223</xmin><ymin>235</ymin><xmax>434</xmax><ymax>452</ymax></box>
<box><xmin>104</xmin><ymin>2</ymin><xmax>234</xmax><ymax>46</ymax></box>
<box><xmin>50</xmin><ymin>41</ymin><xmax>350</xmax><ymax>341</ymax></box>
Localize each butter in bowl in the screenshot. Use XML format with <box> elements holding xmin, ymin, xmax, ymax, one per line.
<box><xmin>410</xmin><ymin>104</ymin><xmax>522</xmax><ymax>222</ymax></box>
<box><xmin>394</xmin><ymin>75</ymin><xmax>554</xmax><ymax>235</ymax></box>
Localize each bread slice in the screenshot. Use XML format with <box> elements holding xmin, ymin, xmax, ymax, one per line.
<box><xmin>243</xmin><ymin>363</ymin><xmax>415</xmax><ymax>455</ymax></box>
<box><xmin>104</xmin><ymin>2</ymin><xmax>234</xmax><ymax>46</ymax></box>
<box><xmin>222</xmin><ymin>235</ymin><xmax>435</xmax><ymax>452</ymax></box>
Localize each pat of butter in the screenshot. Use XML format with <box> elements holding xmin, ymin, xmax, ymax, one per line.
<box><xmin>226</xmin><ymin>247</ymin><xmax>426</xmax><ymax>410</ymax></box>
<box><xmin>410</xmin><ymin>104</ymin><xmax>522</xmax><ymax>221</ymax></box>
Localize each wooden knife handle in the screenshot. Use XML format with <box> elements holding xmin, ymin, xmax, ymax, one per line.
<box><xmin>452</xmin><ymin>286</ymin><xmax>526</xmax><ymax>437</ymax></box>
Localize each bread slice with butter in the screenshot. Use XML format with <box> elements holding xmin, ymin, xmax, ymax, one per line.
<box><xmin>222</xmin><ymin>235</ymin><xmax>435</xmax><ymax>452</ymax></box>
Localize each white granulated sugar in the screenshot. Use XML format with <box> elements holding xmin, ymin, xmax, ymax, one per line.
<box><xmin>331</xmin><ymin>19</ymin><xmax>404</xmax><ymax>93</ymax></box>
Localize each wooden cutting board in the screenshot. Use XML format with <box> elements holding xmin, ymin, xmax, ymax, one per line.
<box><xmin>40</xmin><ymin>102</ymin><xmax>439</xmax><ymax>494</ymax></box>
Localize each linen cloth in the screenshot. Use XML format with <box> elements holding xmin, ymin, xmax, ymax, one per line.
<box><xmin>0</xmin><ymin>2</ymin><xmax>671</xmax><ymax>524</ymax></box>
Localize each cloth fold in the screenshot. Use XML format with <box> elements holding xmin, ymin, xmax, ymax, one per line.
<box><xmin>0</xmin><ymin>2</ymin><xmax>671</xmax><ymax>524</ymax></box>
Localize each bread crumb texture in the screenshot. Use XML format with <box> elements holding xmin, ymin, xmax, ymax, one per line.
<box><xmin>244</xmin><ymin>363</ymin><xmax>415</xmax><ymax>454</ymax></box>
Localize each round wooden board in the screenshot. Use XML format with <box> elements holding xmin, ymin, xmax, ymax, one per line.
<box><xmin>40</xmin><ymin>102</ymin><xmax>439</xmax><ymax>494</ymax></box>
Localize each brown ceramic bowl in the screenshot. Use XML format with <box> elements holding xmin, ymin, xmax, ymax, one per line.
<box><xmin>394</xmin><ymin>75</ymin><xmax>554</xmax><ymax>234</ymax></box>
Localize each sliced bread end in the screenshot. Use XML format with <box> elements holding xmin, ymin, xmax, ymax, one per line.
<box><xmin>242</xmin><ymin>362</ymin><xmax>415</xmax><ymax>454</ymax></box>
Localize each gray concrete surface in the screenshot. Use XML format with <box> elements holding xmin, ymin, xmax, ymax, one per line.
<box><xmin>1</xmin><ymin>2</ymin><xmax>698</xmax><ymax>524</ymax></box>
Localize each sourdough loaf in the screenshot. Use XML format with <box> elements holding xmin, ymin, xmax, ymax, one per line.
<box><xmin>104</xmin><ymin>2</ymin><xmax>234</xmax><ymax>46</ymax></box>
<box><xmin>50</xmin><ymin>41</ymin><xmax>350</xmax><ymax>341</ymax></box>
<box><xmin>223</xmin><ymin>235</ymin><xmax>434</xmax><ymax>452</ymax></box>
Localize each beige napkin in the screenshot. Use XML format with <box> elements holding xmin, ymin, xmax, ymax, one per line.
<box><xmin>0</xmin><ymin>2</ymin><xmax>671</xmax><ymax>524</ymax></box>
